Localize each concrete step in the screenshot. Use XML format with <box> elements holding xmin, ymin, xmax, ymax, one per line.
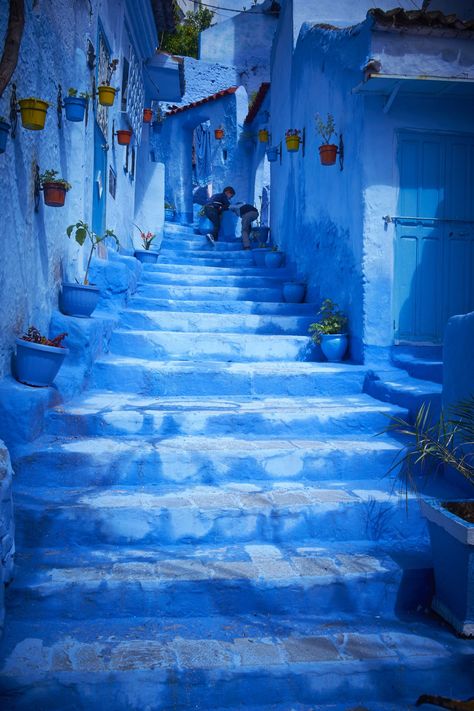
<box><xmin>160</xmin><ymin>238</ymin><xmax>247</xmax><ymax>252</ymax></box>
<box><xmin>135</xmin><ymin>283</ymin><xmax>284</xmax><ymax>302</ymax></box>
<box><xmin>156</xmin><ymin>253</ymin><xmax>263</xmax><ymax>267</ymax></box>
<box><xmin>126</xmin><ymin>296</ymin><xmax>316</xmax><ymax>316</ymax></box>
<box><xmin>90</xmin><ymin>359</ymin><xmax>367</xmax><ymax>396</ymax></box>
<box><xmin>12</xmin><ymin>479</ymin><xmax>425</xmax><ymax>548</ymax></box>
<box><xmin>391</xmin><ymin>352</ymin><xmax>443</xmax><ymax>384</ymax></box>
<box><xmin>118</xmin><ymin>309</ymin><xmax>314</xmax><ymax>335</ymax></box>
<box><xmin>7</xmin><ymin>540</ymin><xmax>431</xmax><ymax>620</ymax></box>
<box><xmin>363</xmin><ymin>369</ymin><xmax>442</xmax><ymax>421</ymax></box>
<box><xmin>141</xmin><ymin>262</ymin><xmax>294</xmax><ymax>278</ymax></box>
<box><xmin>107</xmin><ymin>329</ymin><xmax>315</xmax><ymax>362</ymax></box>
<box><xmin>0</xmin><ymin>616</ymin><xmax>471</xmax><ymax>710</ymax></box>
<box><xmin>141</xmin><ymin>271</ymin><xmax>291</xmax><ymax>289</ymax></box>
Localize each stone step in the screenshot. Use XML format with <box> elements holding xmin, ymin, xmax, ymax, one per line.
<box><xmin>12</xmin><ymin>479</ymin><xmax>425</xmax><ymax>548</ymax></box>
<box><xmin>7</xmin><ymin>540</ymin><xmax>430</xmax><ymax>621</ymax></box>
<box><xmin>391</xmin><ymin>352</ymin><xmax>443</xmax><ymax>384</ymax></box>
<box><xmin>363</xmin><ymin>369</ymin><xmax>442</xmax><ymax>421</ymax></box>
<box><xmin>156</xmin><ymin>253</ymin><xmax>263</xmax><ymax>267</ymax></box>
<box><xmin>160</xmin><ymin>238</ymin><xmax>246</xmax><ymax>252</ymax></box>
<box><xmin>118</xmin><ymin>309</ymin><xmax>314</xmax><ymax>335</ymax></box>
<box><xmin>0</xmin><ymin>616</ymin><xmax>470</xmax><ymax>710</ymax></box>
<box><xmin>135</xmin><ymin>283</ymin><xmax>284</xmax><ymax>302</ymax></box>
<box><xmin>107</xmin><ymin>329</ymin><xmax>315</xmax><ymax>362</ymax></box>
<box><xmin>90</xmin><ymin>359</ymin><xmax>367</xmax><ymax>396</ymax></box>
<box><xmin>126</xmin><ymin>296</ymin><xmax>316</xmax><ymax>316</ymax></box>
<box><xmin>141</xmin><ymin>271</ymin><xmax>292</xmax><ymax>288</ymax></box>
<box><xmin>141</xmin><ymin>262</ymin><xmax>294</xmax><ymax>278</ymax></box>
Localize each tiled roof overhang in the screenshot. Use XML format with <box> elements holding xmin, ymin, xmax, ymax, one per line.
<box><xmin>165</xmin><ymin>87</ymin><xmax>238</xmax><ymax>116</ymax></box>
<box><xmin>368</xmin><ymin>7</ymin><xmax>474</xmax><ymax>33</ymax></box>
<box><xmin>244</xmin><ymin>82</ymin><xmax>270</xmax><ymax>125</ymax></box>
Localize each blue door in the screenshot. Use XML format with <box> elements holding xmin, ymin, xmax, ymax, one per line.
<box><xmin>92</xmin><ymin>121</ymin><xmax>107</xmax><ymax>238</ymax></box>
<box><xmin>394</xmin><ymin>132</ymin><xmax>474</xmax><ymax>342</ymax></box>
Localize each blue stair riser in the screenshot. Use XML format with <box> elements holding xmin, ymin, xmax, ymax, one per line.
<box><xmin>391</xmin><ymin>354</ymin><xmax>443</xmax><ymax>384</ymax></box>
<box><xmin>141</xmin><ymin>273</ymin><xmax>292</xmax><ymax>289</ymax></box>
<box><xmin>136</xmin><ymin>284</ymin><xmax>284</xmax><ymax>303</ymax></box>
<box><xmin>156</xmin><ymin>254</ymin><xmax>263</xmax><ymax>267</ymax></box>
<box><xmin>107</xmin><ymin>331</ymin><xmax>316</xmax><ymax>362</ymax></box>
<box><xmin>126</xmin><ymin>297</ymin><xmax>316</xmax><ymax>316</ymax></box>
<box><xmin>141</xmin><ymin>263</ymin><xmax>294</xmax><ymax>278</ymax></box>
<box><xmin>160</xmin><ymin>240</ymin><xmax>247</xmax><ymax>252</ymax></box>
<box><xmin>118</xmin><ymin>310</ymin><xmax>315</xmax><ymax>335</ymax></box>
<box><xmin>363</xmin><ymin>375</ymin><xmax>442</xmax><ymax>422</ymax></box>
<box><xmin>90</xmin><ymin>362</ymin><xmax>366</xmax><ymax>396</ymax></box>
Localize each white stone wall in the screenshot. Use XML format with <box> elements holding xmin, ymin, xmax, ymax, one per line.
<box><xmin>0</xmin><ymin>442</ymin><xmax>14</xmax><ymax>636</ymax></box>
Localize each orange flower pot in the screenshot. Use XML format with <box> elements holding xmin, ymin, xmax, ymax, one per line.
<box><xmin>214</xmin><ymin>128</ymin><xmax>224</xmax><ymax>140</ymax></box>
<box><xmin>258</xmin><ymin>129</ymin><xmax>269</xmax><ymax>143</ymax></box>
<box><xmin>98</xmin><ymin>85</ymin><xmax>116</xmax><ymax>107</ymax></box>
<box><xmin>117</xmin><ymin>129</ymin><xmax>132</xmax><ymax>145</ymax></box>
<box><xmin>143</xmin><ymin>108</ymin><xmax>153</xmax><ymax>123</ymax></box>
<box><xmin>18</xmin><ymin>98</ymin><xmax>49</xmax><ymax>130</ymax></box>
<box><xmin>43</xmin><ymin>183</ymin><xmax>67</xmax><ymax>207</ymax></box>
<box><xmin>285</xmin><ymin>135</ymin><xmax>300</xmax><ymax>152</ymax></box>
<box><xmin>319</xmin><ymin>144</ymin><xmax>338</xmax><ymax>166</ymax></box>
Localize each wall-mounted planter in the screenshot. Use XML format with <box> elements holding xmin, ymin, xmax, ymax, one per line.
<box><xmin>64</xmin><ymin>96</ymin><xmax>88</xmax><ymax>122</ymax></box>
<box><xmin>165</xmin><ymin>208</ymin><xmax>176</xmax><ymax>222</ymax></box>
<box><xmin>283</xmin><ymin>282</ymin><xmax>306</xmax><ymax>303</ymax></box>
<box><xmin>285</xmin><ymin>135</ymin><xmax>300</xmax><ymax>152</ymax></box>
<box><xmin>265</xmin><ymin>251</ymin><xmax>285</xmax><ymax>269</ymax></box>
<box><xmin>43</xmin><ymin>183</ymin><xmax>67</xmax><ymax>207</ymax></box>
<box><xmin>18</xmin><ymin>98</ymin><xmax>49</xmax><ymax>130</ymax></box>
<box><xmin>266</xmin><ymin>146</ymin><xmax>279</xmax><ymax>162</ymax></box>
<box><xmin>116</xmin><ymin>129</ymin><xmax>132</xmax><ymax>145</ymax></box>
<box><xmin>252</xmin><ymin>248</ymin><xmax>272</xmax><ymax>267</ymax></box>
<box><xmin>214</xmin><ymin>128</ymin><xmax>224</xmax><ymax>140</ymax></box>
<box><xmin>134</xmin><ymin>249</ymin><xmax>159</xmax><ymax>264</ymax></box>
<box><xmin>59</xmin><ymin>282</ymin><xmax>100</xmax><ymax>318</ymax></box>
<box><xmin>319</xmin><ymin>144</ymin><xmax>338</xmax><ymax>166</ymax></box>
<box><xmin>98</xmin><ymin>85</ymin><xmax>116</xmax><ymax>107</ymax></box>
<box><xmin>258</xmin><ymin>129</ymin><xmax>269</xmax><ymax>143</ymax></box>
<box><xmin>320</xmin><ymin>333</ymin><xmax>348</xmax><ymax>362</ymax></box>
<box><xmin>143</xmin><ymin>108</ymin><xmax>153</xmax><ymax>123</ymax></box>
<box><xmin>0</xmin><ymin>120</ymin><xmax>10</xmax><ymax>153</ymax></box>
<box><xmin>14</xmin><ymin>338</ymin><xmax>68</xmax><ymax>387</ymax></box>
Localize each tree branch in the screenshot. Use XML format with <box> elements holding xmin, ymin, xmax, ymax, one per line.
<box><xmin>0</xmin><ymin>0</ymin><xmax>25</xmax><ymax>99</ymax></box>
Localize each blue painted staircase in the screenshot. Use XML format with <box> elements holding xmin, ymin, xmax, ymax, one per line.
<box><xmin>0</xmin><ymin>224</ymin><xmax>472</xmax><ymax>710</ymax></box>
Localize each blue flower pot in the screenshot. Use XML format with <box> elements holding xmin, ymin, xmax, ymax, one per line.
<box><xmin>283</xmin><ymin>282</ymin><xmax>306</xmax><ymax>303</ymax></box>
<box><xmin>64</xmin><ymin>96</ymin><xmax>88</xmax><ymax>122</ymax></box>
<box><xmin>320</xmin><ymin>333</ymin><xmax>348</xmax><ymax>362</ymax></box>
<box><xmin>165</xmin><ymin>208</ymin><xmax>175</xmax><ymax>222</ymax></box>
<box><xmin>251</xmin><ymin>226</ymin><xmax>270</xmax><ymax>244</ymax></box>
<box><xmin>59</xmin><ymin>282</ymin><xmax>100</xmax><ymax>318</ymax></box>
<box><xmin>252</xmin><ymin>248</ymin><xmax>272</xmax><ymax>267</ymax></box>
<box><xmin>0</xmin><ymin>120</ymin><xmax>10</xmax><ymax>153</ymax></box>
<box><xmin>134</xmin><ymin>249</ymin><xmax>159</xmax><ymax>264</ymax></box>
<box><xmin>265</xmin><ymin>251</ymin><xmax>285</xmax><ymax>268</ymax></box>
<box><xmin>266</xmin><ymin>146</ymin><xmax>279</xmax><ymax>162</ymax></box>
<box><xmin>15</xmin><ymin>338</ymin><xmax>68</xmax><ymax>387</ymax></box>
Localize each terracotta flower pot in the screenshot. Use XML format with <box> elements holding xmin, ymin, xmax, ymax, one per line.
<box><xmin>18</xmin><ymin>98</ymin><xmax>49</xmax><ymax>130</ymax></box>
<box><xmin>117</xmin><ymin>129</ymin><xmax>132</xmax><ymax>145</ymax></box>
<box><xmin>43</xmin><ymin>182</ymin><xmax>67</xmax><ymax>207</ymax></box>
<box><xmin>97</xmin><ymin>85</ymin><xmax>116</xmax><ymax>107</ymax></box>
<box><xmin>285</xmin><ymin>135</ymin><xmax>300</xmax><ymax>152</ymax></box>
<box><xmin>143</xmin><ymin>108</ymin><xmax>153</xmax><ymax>123</ymax></box>
<box><xmin>214</xmin><ymin>128</ymin><xmax>224</xmax><ymax>140</ymax></box>
<box><xmin>319</xmin><ymin>144</ymin><xmax>338</xmax><ymax>166</ymax></box>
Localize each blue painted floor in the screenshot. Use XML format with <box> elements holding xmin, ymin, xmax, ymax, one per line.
<box><xmin>0</xmin><ymin>224</ymin><xmax>473</xmax><ymax>710</ymax></box>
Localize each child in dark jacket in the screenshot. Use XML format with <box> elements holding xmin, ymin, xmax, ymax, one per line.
<box><xmin>204</xmin><ymin>186</ymin><xmax>235</xmax><ymax>244</ymax></box>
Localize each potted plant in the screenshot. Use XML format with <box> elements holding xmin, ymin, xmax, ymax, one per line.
<box><xmin>143</xmin><ymin>108</ymin><xmax>153</xmax><ymax>123</ymax></box>
<box><xmin>251</xmin><ymin>242</ymin><xmax>272</xmax><ymax>267</ymax></box>
<box><xmin>258</xmin><ymin>128</ymin><xmax>269</xmax><ymax>143</ymax></box>
<box><xmin>62</xmin><ymin>221</ymin><xmax>119</xmax><ymax>317</ymax></box>
<box><xmin>214</xmin><ymin>126</ymin><xmax>224</xmax><ymax>140</ymax></box>
<box><xmin>98</xmin><ymin>58</ymin><xmax>119</xmax><ymax>107</ymax></box>
<box><xmin>40</xmin><ymin>170</ymin><xmax>72</xmax><ymax>207</ymax></box>
<box><xmin>308</xmin><ymin>298</ymin><xmax>348</xmax><ymax>361</ymax></box>
<box><xmin>283</xmin><ymin>281</ymin><xmax>306</xmax><ymax>303</ymax></box>
<box><xmin>266</xmin><ymin>146</ymin><xmax>279</xmax><ymax>162</ymax></box>
<box><xmin>116</xmin><ymin>128</ymin><xmax>132</xmax><ymax>145</ymax></box>
<box><xmin>385</xmin><ymin>399</ymin><xmax>474</xmax><ymax>635</ymax></box>
<box><xmin>64</xmin><ymin>88</ymin><xmax>89</xmax><ymax>122</ymax></box>
<box><xmin>152</xmin><ymin>106</ymin><xmax>166</xmax><ymax>133</ymax></box>
<box><xmin>0</xmin><ymin>117</ymin><xmax>10</xmax><ymax>153</ymax></box>
<box><xmin>18</xmin><ymin>97</ymin><xmax>49</xmax><ymax>130</ymax></box>
<box><xmin>315</xmin><ymin>113</ymin><xmax>338</xmax><ymax>166</ymax></box>
<box><xmin>285</xmin><ymin>129</ymin><xmax>301</xmax><ymax>152</ymax></box>
<box><xmin>133</xmin><ymin>224</ymin><xmax>159</xmax><ymax>264</ymax></box>
<box><xmin>265</xmin><ymin>245</ymin><xmax>285</xmax><ymax>268</ymax></box>
<box><xmin>164</xmin><ymin>202</ymin><xmax>176</xmax><ymax>221</ymax></box>
<box><xmin>14</xmin><ymin>326</ymin><xmax>69</xmax><ymax>387</ymax></box>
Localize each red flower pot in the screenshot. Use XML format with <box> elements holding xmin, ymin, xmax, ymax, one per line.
<box><xmin>143</xmin><ymin>108</ymin><xmax>153</xmax><ymax>123</ymax></box>
<box><xmin>214</xmin><ymin>128</ymin><xmax>224</xmax><ymax>140</ymax></box>
<box><xmin>43</xmin><ymin>183</ymin><xmax>67</xmax><ymax>207</ymax></box>
<box><xmin>117</xmin><ymin>129</ymin><xmax>132</xmax><ymax>145</ymax></box>
<box><xmin>319</xmin><ymin>144</ymin><xmax>338</xmax><ymax>166</ymax></box>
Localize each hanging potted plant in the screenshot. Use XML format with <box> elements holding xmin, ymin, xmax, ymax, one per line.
<box><xmin>285</xmin><ymin>129</ymin><xmax>301</xmax><ymax>152</ymax></box>
<box><xmin>14</xmin><ymin>326</ymin><xmax>69</xmax><ymax>387</ymax></box>
<box><xmin>214</xmin><ymin>126</ymin><xmax>224</xmax><ymax>140</ymax></box>
<box><xmin>315</xmin><ymin>113</ymin><xmax>338</xmax><ymax>166</ymax></box>
<box><xmin>98</xmin><ymin>58</ymin><xmax>119</xmax><ymax>107</ymax></box>
<box><xmin>61</xmin><ymin>221</ymin><xmax>119</xmax><ymax>317</ymax></box>
<box><xmin>143</xmin><ymin>108</ymin><xmax>153</xmax><ymax>123</ymax></box>
<box><xmin>265</xmin><ymin>245</ymin><xmax>285</xmax><ymax>269</ymax></box>
<box><xmin>308</xmin><ymin>298</ymin><xmax>348</xmax><ymax>362</ymax></box>
<box><xmin>258</xmin><ymin>128</ymin><xmax>269</xmax><ymax>143</ymax></box>
<box><xmin>40</xmin><ymin>170</ymin><xmax>72</xmax><ymax>207</ymax></box>
<box><xmin>18</xmin><ymin>97</ymin><xmax>49</xmax><ymax>130</ymax></box>
<box><xmin>0</xmin><ymin>117</ymin><xmax>11</xmax><ymax>153</ymax></box>
<box><xmin>266</xmin><ymin>146</ymin><xmax>279</xmax><ymax>163</ymax></box>
<box><xmin>116</xmin><ymin>128</ymin><xmax>132</xmax><ymax>145</ymax></box>
<box><xmin>64</xmin><ymin>88</ymin><xmax>89</xmax><ymax>122</ymax></box>
<box><xmin>283</xmin><ymin>281</ymin><xmax>306</xmax><ymax>303</ymax></box>
<box><xmin>133</xmin><ymin>224</ymin><xmax>159</xmax><ymax>264</ymax></box>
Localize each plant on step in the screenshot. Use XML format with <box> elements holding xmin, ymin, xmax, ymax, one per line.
<box><xmin>165</xmin><ymin>201</ymin><xmax>175</xmax><ymax>210</ymax></box>
<box><xmin>134</xmin><ymin>223</ymin><xmax>157</xmax><ymax>251</ymax></box>
<box><xmin>315</xmin><ymin>113</ymin><xmax>336</xmax><ymax>145</ymax></box>
<box><xmin>20</xmin><ymin>326</ymin><xmax>68</xmax><ymax>349</ymax></box>
<box><xmin>308</xmin><ymin>299</ymin><xmax>348</xmax><ymax>344</ymax></box>
<box><xmin>66</xmin><ymin>221</ymin><xmax>119</xmax><ymax>285</ymax></box>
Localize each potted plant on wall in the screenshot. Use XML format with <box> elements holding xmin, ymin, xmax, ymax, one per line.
<box><xmin>258</xmin><ymin>128</ymin><xmax>269</xmax><ymax>143</ymax></box>
<box><xmin>285</xmin><ymin>129</ymin><xmax>301</xmax><ymax>152</ymax></box>
<box><xmin>133</xmin><ymin>224</ymin><xmax>159</xmax><ymax>264</ymax></box>
<box><xmin>40</xmin><ymin>170</ymin><xmax>72</xmax><ymax>207</ymax></box>
<box><xmin>18</xmin><ymin>97</ymin><xmax>50</xmax><ymax>130</ymax></box>
<box><xmin>14</xmin><ymin>326</ymin><xmax>69</xmax><ymax>387</ymax></box>
<box><xmin>61</xmin><ymin>221</ymin><xmax>119</xmax><ymax>317</ymax></box>
<box><xmin>315</xmin><ymin>113</ymin><xmax>338</xmax><ymax>166</ymax></box>
<box><xmin>385</xmin><ymin>399</ymin><xmax>474</xmax><ymax>635</ymax></box>
<box><xmin>98</xmin><ymin>58</ymin><xmax>119</xmax><ymax>107</ymax></box>
<box><xmin>116</xmin><ymin>128</ymin><xmax>132</xmax><ymax>145</ymax></box>
<box><xmin>214</xmin><ymin>126</ymin><xmax>224</xmax><ymax>140</ymax></box>
<box><xmin>0</xmin><ymin>117</ymin><xmax>11</xmax><ymax>153</ymax></box>
<box><xmin>143</xmin><ymin>108</ymin><xmax>153</xmax><ymax>123</ymax></box>
<box><xmin>309</xmin><ymin>298</ymin><xmax>348</xmax><ymax>361</ymax></box>
<box><xmin>64</xmin><ymin>88</ymin><xmax>89</xmax><ymax>122</ymax></box>
<box><xmin>266</xmin><ymin>145</ymin><xmax>279</xmax><ymax>162</ymax></box>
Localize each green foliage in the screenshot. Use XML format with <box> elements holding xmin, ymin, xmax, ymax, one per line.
<box><xmin>21</xmin><ymin>326</ymin><xmax>67</xmax><ymax>349</ymax></box>
<box><xmin>315</xmin><ymin>113</ymin><xmax>336</xmax><ymax>145</ymax></box>
<box><xmin>39</xmin><ymin>170</ymin><xmax>72</xmax><ymax>191</ymax></box>
<box><xmin>67</xmin><ymin>221</ymin><xmax>119</xmax><ymax>285</ymax></box>
<box><xmin>160</xmin><ymin>7</ymin><xmax>214</xmax><ymax>59</ymax></box>
<box><xmin>308</xmin><ymin>299</ymin><xmax>348</xmax><ymax>344</ymax></box>
<box><xmin>383</xmin><ymin>399</ymin><xmax>474</xmax><ymax>493</ymax></box>
<box><xmin>67</xmin><ymin>88</ymin><xmax>90</xmax><ymax>99</ymax></box>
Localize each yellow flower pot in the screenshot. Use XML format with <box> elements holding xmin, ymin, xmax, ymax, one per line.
<box><xmin>98</xmin><ymin>85</ymin><xmax>116</xmax><ymax>107</ymax></box>
<box><xmin>285</xmin><ymin>135</ymin><xmax>300</xmax><ymax>152</ymax></box>
<box><xmin>18</xmin><ymin>98</ymin><xmax>49</xmax><ymax>131</ymax></box>
<box><xmin>258</xmin><ymin>129</ymin><xmax>269</xmax><ymax>143</ymax></box>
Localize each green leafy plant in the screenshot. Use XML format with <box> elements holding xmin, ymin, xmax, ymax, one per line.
<box><xmin>164</xmin><ymin>201</ymin><xmax>175</xmax><ymax>210</ymax></box>
<box><xmin>315</xmin><ymin>113</ymin><xmax>336</xmax><ymax>145</ymax></box>
<box><xmin>67</xmin><ymin>88</ymin><xmax>90</xmax><ymax>99</ymax></box>
<box><xmin>308</xmin><ymin>298</ymin><xmax>348</xmax><ymax>344</ymax></box>
<box><xmin>134</xmin><ymin>224</ymin><xmax>157</xmax><ymax>251</ymax></box>
<box><xmin>160</xmin><ymin>6</ymin><xmax>214</xmax><ymax>58</ymax></box>
<box><xmin>39</xmin><ymin>170</ymin><xmax>72</xmax><ymax>191</ymax></box>
<box><xmin>20</xmin><ymin>326</ymin><xmax>67</xmax><ymax>349</ymax></box>
<box><xmin>66</xmin><ymin>221</ymin><xmax>119</xmax><ymax>285</ymax></box>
